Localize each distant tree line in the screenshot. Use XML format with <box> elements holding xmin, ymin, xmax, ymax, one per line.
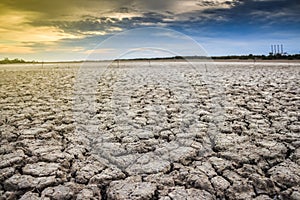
<box><xmin>211</xmin><ymin>54</ymin><xmax>300</xmax><ymax>60</ymax></box>
<box><xmin>116</xmin><ymin>54</ymin><xmax>300</xmax><ymax>61</ymax></box>
<box><xmin>0</xmin><ymin>58</ymin><xmax>37</xmax><ymax>64</ymax></box>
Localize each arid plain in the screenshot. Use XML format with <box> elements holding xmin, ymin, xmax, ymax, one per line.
<box><xmin>0</xmin><ymin>61</ymin><xmax>299</xmax><ymax>199</ymax></box>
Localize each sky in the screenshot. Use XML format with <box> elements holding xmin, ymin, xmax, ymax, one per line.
<box><xmin>0</xmin><ymin>0</ymin><xmax>299</xmax><ymax>61</ymax></box>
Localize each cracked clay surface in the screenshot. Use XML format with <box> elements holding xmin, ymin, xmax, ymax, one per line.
<box><xmin>0</xmin><ymin>61</ymin><xmax>299</xmax><ymax>199</ymax></box>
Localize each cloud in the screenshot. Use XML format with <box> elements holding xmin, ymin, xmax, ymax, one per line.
<box><xmin>0</xmin><ymin>0</ymin><xmax>299</xmax><ymax>59</ymax></box>
<box><xmin>134</xmin><ymin>0</ymin><xmax>236</xmax><ymax>15</ymax></box>
<box><xmin>0</xmin><ymin>25</ymin><xmax>80</xmax><ymax>43</ymax></box>
<box><xmin>221</xmin><ymin>0</ymin><xmax>300</xmax><ymax>24</ymax></box>
<box><xmin>0</xmin><ymin>44</ymin><xmax>34</xmax><ymax>54</ymax></box>
<box><xmin>0</xmin><ymin>0</ymin><xmax>266</xmax><ymax>45</ymax></box>
<box><xmin>0</xmin><ymin>5</ymin><xmax>82</xmax><ymax>55</ymax></box>
<box><xmin>0</xmin><ymin>0</ymin><xmax>133</xmax><ymax>21</ymax></box>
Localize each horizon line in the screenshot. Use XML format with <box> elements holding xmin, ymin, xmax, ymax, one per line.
<box><xmin>1</xmin><ymin>54</ymin><xmax>300</xmax><ymax>64</ymax></box>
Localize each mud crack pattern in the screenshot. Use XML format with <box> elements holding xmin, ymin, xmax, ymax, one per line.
<box><xmin>0</xmin><ymin>62</ymin><xmax>299</xmax><ymax>200</ymax></box>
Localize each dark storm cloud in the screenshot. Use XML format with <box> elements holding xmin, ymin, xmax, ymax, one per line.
<box><xmin>54</xmin><ymin>18</ymin><xmax>118</xmax><ymax>34</ymax></box>
<box><xmin>33</xmin><ymin>12</ymin><xmax>168</xmax><ymax>37</ymax></box>
<box><xmin>2</xmin><ymin>0</ymin><xmax>298</xmax><ymax>36</ymax></box>
<box><xmin>0</xmin><ymin>0</ymin><xmax>133</xmax><ymax>20</ymax></box>
<box><xmin>202</xmin><ymin>0</ymin><xmax>300</xmax><ymax>24</ymax></box>
<box><xmin>160</xmin><ymin>0</ymin><xmax>300</xmax><ymax>40</ymax></box>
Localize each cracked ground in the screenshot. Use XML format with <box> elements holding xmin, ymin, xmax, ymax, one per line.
<box><xmin>0</xmin><ymin>61</ymin><xmax>300</xmax><ymax>200</ymax></box>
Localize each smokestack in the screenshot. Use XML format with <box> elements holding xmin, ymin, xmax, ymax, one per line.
<box><xmin>281</xmin><ymin>44</ymin><xmax>283</xmax><ymax>54</ymax></box>
<box><xmin>271</xmin><ymin>45</ymin><xmax>273</xmax><ymax>54</ymax></box>
<box><xmin>277</xmin><ymin>45</ymin><xmax>280</xmax><ymax>54</ymax></box>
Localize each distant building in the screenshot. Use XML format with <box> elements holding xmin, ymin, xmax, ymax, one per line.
<box><xmin>270</xmin><ymin>44</ymin><xmax>284</xmax><ymax>55</ymax></box>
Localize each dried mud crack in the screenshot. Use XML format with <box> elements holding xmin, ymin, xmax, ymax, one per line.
<box><xmin>0</xmin><ymin>62</ymin><xmax>299</xmax><ymax>200</ymax></box>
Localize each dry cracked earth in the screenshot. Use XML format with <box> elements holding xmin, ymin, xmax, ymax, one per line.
<box><xmin>0</xmin><ymin>61</ymin><xmax>299</xmax><ymax>200</ymax></box>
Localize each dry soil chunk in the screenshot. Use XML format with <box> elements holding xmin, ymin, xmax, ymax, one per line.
<box><xmin>253</xmin><ymin>195</ymin><xmax>273</xmax><ymax>200</ymax></box>
<box><xmin>23</xmin><ymin>162</ymin><xmax>60</xmax><ymax>176</ymax></box>
<box><xmin>291</xmin><ymin>191</ymin><xmax>300</xmax><ymax>200</ymax></box>
<box><xmin>226</xmin><ymin>180</ymin><xmax>256</xmax><ymax>200</ymax></box>
<box><xmin>76</xmin><ymin>189</ymin><xmax>95</xmax><ymax>200</ymax></box>
<box><xmin>42</xmin><ymin>185</ymin><xmax>73</xmax><ymax>200</ymax></box>
<box><xmin>211</xmin><ymin>176</ymin><xmax>230</xmax><ymax>194</ymax></box>
<box><xmin>0</xmin><ymin>150</ymin><xmax>26</xmax><ymax>169</ymax></box>
<box><xmin>20</xmin><ymin>191</ymin><xmax>40</xmax><ymax>200</ymax></box>
<box><xmin>4</xmin><ymin>174</ymin><xmax>57</xmax><ymax>191</ymax></box>
<box><xmin>168</xmin><ymin>187</ymin><xmax>215</xmax><ymax>200</ymax></box>
<box><xmin>107</xmin><ymin>179</ymin><xmax>157</xmax><ymax>200</ymax></box>
<box><xmin>0</xmin><ymin>167</ymin><xmax>15</xmax><ymax>182</ymax></box>
<box><xmin>89</xmin><ymin>166</ymin><xmax>126</xmax><ymax>186</ymax></box>
<box><xmin>126</xmin><ymin>153</ymin><xmax>170</xmax><ymax>175</ymax></box>
<box><xmin>268</xmin><ymin>160</ymin><xmax>300</xmax><ymax>188</ymax></box>
<box><xmin>76</xmin><ymin>163</ymin><xmax>105</xmax><ymax>184</ymax></box>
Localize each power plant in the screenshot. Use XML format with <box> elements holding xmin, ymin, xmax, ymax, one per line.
<box><xmin>271</xmin><ymin>44</ymin><xmax>284</xmax><ymax>55</ymax></box>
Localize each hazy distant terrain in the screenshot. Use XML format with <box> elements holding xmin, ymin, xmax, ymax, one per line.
<box><xmin>0</xmin><ymin>61</ymin><xmax>299</xmax><ymax>199</ymax></box>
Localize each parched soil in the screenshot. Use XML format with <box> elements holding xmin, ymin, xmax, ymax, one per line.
<box><xmin>0</xmin><ymin>62</ymin><xmax>299</xmax><ymax>200</ymax></box>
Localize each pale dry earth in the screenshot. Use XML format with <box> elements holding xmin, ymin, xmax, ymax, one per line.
<box><xmin>0</xmin><ymin>61</ymin><xmax>299</xmax><ymax>199</ymax></box>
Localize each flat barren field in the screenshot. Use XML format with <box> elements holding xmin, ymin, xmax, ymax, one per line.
<box><xmin>0</xmin><ymin>61</ymin><xmax>299</xmax><ymax>199</ymax></box>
